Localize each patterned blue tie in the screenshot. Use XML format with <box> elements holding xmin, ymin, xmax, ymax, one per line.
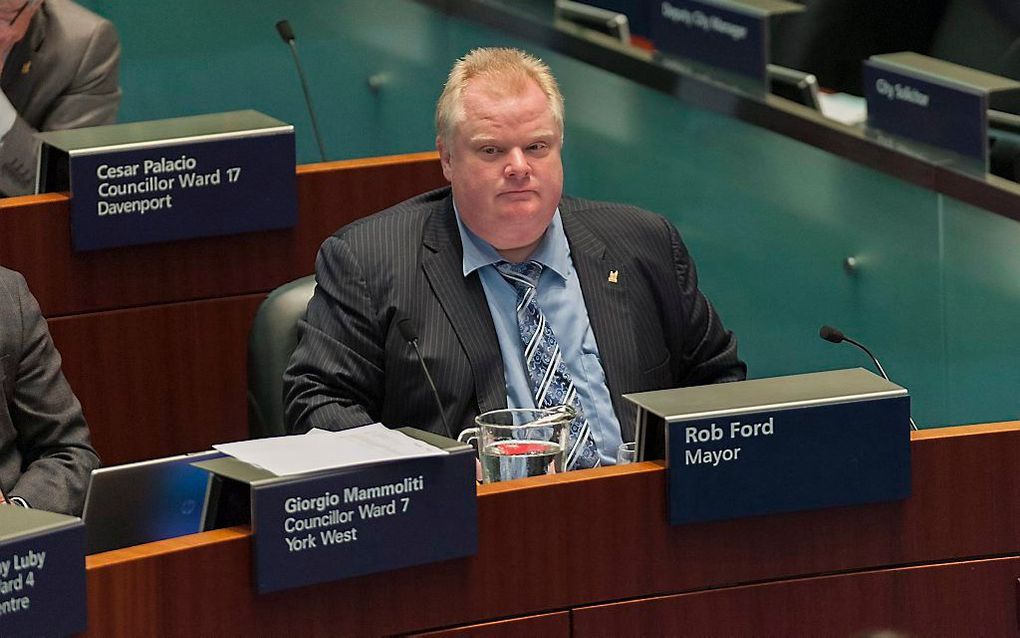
<box><xmin>495</xmin><ymin>260</ymin><xmax>600</xmax><ymax>470</ymax></box>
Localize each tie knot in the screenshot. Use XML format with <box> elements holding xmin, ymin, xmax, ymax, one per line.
<box><xmin>496</xmin><ymin>260</ymin><xmax>543</xmax><ymax>291</ymax></box>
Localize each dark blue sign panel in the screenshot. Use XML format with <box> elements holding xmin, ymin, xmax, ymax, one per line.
<box><xmin>651</xmin><ymin>0</ymin><xmax>767</xmax><ymax>84</ymax></box>
<box><xmin>252</xmin><ymin>451</ymin><xmax>477</xmax><ymax>594</ymax></box>
<box><xmin>668</xmin><ymin>397</ymin><xmax>911</xmax><ymax>524</ymax></box>
<box><xmin>69</xmin><ymin>132</ymin><xmax>297</xmax><ymax>251</ymax></box>
<box><xmin>0</xmin><ymin>522</ymin><xmax>86</xmax><ymax>637</ymax></box>
<box><xmin>864</xmin><ymin>62</ymin><xmax>988</xmax><ymax>163</ymax></box>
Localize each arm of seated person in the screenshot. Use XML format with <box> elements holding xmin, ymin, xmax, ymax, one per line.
<box><xmin>3</xmin><ymin>271</ymin><xmax>100</xmax><ymax>516</ymax></box>
<box><xmin>284</xmin><ymin>234</ymin><xmax>386</xmax><ymax>433</ymax></box>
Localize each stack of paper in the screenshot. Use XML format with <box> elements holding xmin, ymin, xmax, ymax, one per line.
<box><xmin>214</xmin><ymin>423</ymin><xmax>447</xmax><ymax>476</ymax></box>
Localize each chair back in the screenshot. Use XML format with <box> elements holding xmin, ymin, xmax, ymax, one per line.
<box><xmin>247</xmin><ymin>275</ymin><xmax>316</xmax><ymax>438</ymax></box>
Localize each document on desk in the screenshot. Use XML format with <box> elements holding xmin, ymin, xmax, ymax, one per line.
<box><xmin>214</xmin><ymin>423</ymin><xmax>447</xmax><ymax>476</ymax></box>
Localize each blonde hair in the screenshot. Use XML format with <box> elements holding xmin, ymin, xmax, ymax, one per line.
<box><xmin>435</xmin><ymin>47</ymin><xmax>564</xmax><ymax>145</ymax></box>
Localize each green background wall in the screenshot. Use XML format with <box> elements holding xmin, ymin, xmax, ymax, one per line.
<box><xmin>79</xmin><ymin>0</ymin><xmax>1019</xmax><ymax>428</ymax></box>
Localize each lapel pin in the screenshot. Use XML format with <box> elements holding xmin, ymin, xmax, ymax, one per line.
<box><xmin>21</xmin><ymin>61</ymin><xmax>30</xmax><ymax>75</ymax></box>
<box><xmin>607</xmin><ymin>270</ymin><xmax>619</xmax><ymax>284</ymax></box>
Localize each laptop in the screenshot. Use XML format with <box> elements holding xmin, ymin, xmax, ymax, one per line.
<box><xmin>82</xmin><ymin>449</ymin><xmax>224</xmax><ymax>554</ymax></box>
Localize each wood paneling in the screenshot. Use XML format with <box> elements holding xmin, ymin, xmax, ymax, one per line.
<box><xmin>1</xmin><ymin>152</ymin><xmax>445</xmax><ymax>464</ymax></box>
<box><xmin>47</xmin><ymin>294</ymin><xmax>264</xmax><ymax>464</ymax></box>
<box><xmin>82</xmin><ymin>424</ymin><xmax>1020</xmax><ymax>636</ymax></box>
<box><xmin>572</xmin><ymin>558</ymin><xmax>1020</xmax><ymax>636</ymax></box>
<box><xmin>0</xmin><ymin>152</ymin><xmax>444</xmax><ymax>316</ymax></box>
<box><xmin>407</xmin><ymin>612</ymin><xmax>570</xmax><ymax>638</ymax></box>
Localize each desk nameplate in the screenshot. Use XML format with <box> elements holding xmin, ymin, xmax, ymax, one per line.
<box><xmin>37</xmin><ymin>110</ymin><xmax>298</xmax><ymax>252</ymax></box>
<box><xmin>0</xmin><ymin>508</ymin><xmax>86</xmax><ymax>637</ymax></box>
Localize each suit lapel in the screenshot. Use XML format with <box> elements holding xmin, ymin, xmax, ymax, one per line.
<box><xmin>562</xmin><ymin>207</ymin><xmax>642</xmax><ymax>441</ymax></box>
<box><xmin>421</xmin><ymin>196</ymin><xmax>507</xmax><ymax>416</ymax></box>
<box><xmin>1</xmin><ymin>7</ymin><xmax>45</xmax><ymax>105</ymax></box>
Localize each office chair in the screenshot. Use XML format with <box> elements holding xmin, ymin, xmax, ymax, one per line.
<box><xmin>247</xmin><ymin>274</ymin><xmax>316</xmax><ymax>438</ymax></box>
<box><xmin>928</xmin><ymin>0</ymin><xmax>1020</xmax><ymax>80</ymax></box>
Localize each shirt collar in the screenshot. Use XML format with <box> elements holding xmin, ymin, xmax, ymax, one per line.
<box><xmin>453</xmin><ymin>201</ymin><xmax>570</xmax><ymax>280</ymax></box>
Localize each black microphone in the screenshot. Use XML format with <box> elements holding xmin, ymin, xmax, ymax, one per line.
<box><xmin>397</xmin><ymin>317</ymin><xmax>455</xmax><ymax>440</ymax></box>
<box><xmin>275</xmin><ymin>19</ymin><xmax>328</xmax><ymax>162</ymax></box>
<box><xmin>819</xmin><ymin>325</ymin><xmax>918</xmax><ymax>430</ymax></box>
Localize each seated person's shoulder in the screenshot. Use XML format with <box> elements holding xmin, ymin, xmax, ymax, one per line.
<box><xmin>47</xmin><ymin>0</ymin><xmax>116</xmax><ymax>36</ymax></box>
<box><xmin>330</xmin><ymin>186</ymin><xmax>450</xmax><ymax>243</ymax></box>
<box><xmin>35</xmin><ymin>0</ymin><xmax>120</xmax><ymax>89</ymax></box>
<box><xmin>0</xmin><ymin>266</ymin><xmax>27</xmax><ymax>297</ymax></box>
<box><xmin>560</xmin><ymin>195</ymin><xmax>676</xmax><ymax>242</ymax></box>
<box><xmin>317</xmin><ymin>187</ymin><xmax>452</xmax><ymax>277</ymax></box>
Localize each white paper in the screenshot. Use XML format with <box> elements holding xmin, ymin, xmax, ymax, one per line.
<box><xmin>214</xmin><ymin>423</ymin><xmax>448</xmax><ymax>476</ymax></box>
<box><xmin>818</xmin><ymin>92</ymin><xmax>868</xmax><ymax>126</ymax></box>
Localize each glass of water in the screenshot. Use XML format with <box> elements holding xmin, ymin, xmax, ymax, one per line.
<box><xmin>616</xmin><ymin>441</ymin><xmax>637</xmax><ymax>465</ymax></box>
<box><xmin>458</xmin><ymin>406</ymin><xmax>574</xmax><ymax>483</ymax></box>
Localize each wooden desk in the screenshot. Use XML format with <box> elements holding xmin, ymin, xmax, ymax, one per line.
<box><xmin>84</xmin><ymin>423</ymin><xmax>1020</xmax><ymax>636</ymax></box>
<box><xmin>0</xmin><ymin>153</ymin><xmax>445</xmax><ymax>464</ymax></box>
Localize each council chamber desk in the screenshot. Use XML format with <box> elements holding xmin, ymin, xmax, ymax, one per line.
<box><xmin>82</xmin><ymin>422</ymin><xmax>1020</xmax><ymax>636</ymax></box>
<box><xmin>0</xmin><ymin>152</ymin><xmax>446</xmax><ymax>466</ymax></box>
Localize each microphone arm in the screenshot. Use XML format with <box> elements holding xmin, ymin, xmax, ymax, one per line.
<box><xmin>819</xmin><ymin>325</ymin><xmax>918</xmax><ymax>431</ymax></box>
<box><xmin>840</xmin><ymin>335</ymin><xmax>890</xmax><ymax>382</ymax></box>
<box><xmin>398</xmin><ymin>318</ymin><xmax>455</xmax><ymax>440</ymax></box>
<box><xmin>275</xmin><ymin>20</ymin><xmax>328</xmax><ymax>162</ymax></box>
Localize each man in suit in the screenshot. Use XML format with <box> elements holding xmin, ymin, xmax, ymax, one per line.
<box><xmin>285</xmin><ymin>48</ymin><xmax>744</xmax><ymax>468</ymax></box>
<box><xmin>1</xmin><ymin>267</ymin><xmax>99</xmax><ymax>515</ymax></box>
<box><xmin>0</xmin><ymin>0</ymin><xmax>121</xmax><ymax>196</ymax></box>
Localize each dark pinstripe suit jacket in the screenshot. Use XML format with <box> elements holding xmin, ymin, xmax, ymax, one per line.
<box><xmin>284</xmin><ymin>187</ymin><xmax>745</xmax><ymax>441</ymax></box>
<box><xmin>0</xmin><ymin>267</ymin><xmax>99</xmax><ymax>515</ymax></box>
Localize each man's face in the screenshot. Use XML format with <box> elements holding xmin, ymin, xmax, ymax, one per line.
<box><xmin>437</xmin><ymin>76</ymin><xmax>563</xmax><ymax>263</ymax></box>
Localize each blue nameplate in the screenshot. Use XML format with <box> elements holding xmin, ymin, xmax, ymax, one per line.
<box><xmin>69</xmin><ymin>132</ymin><xmax>296</xmax><ymax>251</ymax></box>
<box><xmin>667</xmin><ymin>396</ymin><xmax>911</xmax><ymax>524</ymax></box>
<box><xmin>251</xmin><ymin>452</ymin><xmax>476</xmax><ymax>594</ymax></box>
<box><xmin>651</xmin><ymin>0</ymin><xmax>769</xmax><ymax>86</ymax></box>
<box><xmin>864</xmin><ymin>61</ymin><xmax>987</xmax><ymax>164</ymax></box>
<box><xmin>0</xmin><ymin>509</ymin><xmax>86</xmax><ymax>637</ymax></box>
<box><xmin>37</xmin><ymin>110</ymin><xmax>298</xmax><ymax>252</ymax></box>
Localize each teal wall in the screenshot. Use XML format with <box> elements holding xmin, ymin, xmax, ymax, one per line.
<box><xmin>79</xmin><ymin>0</ymin><xmax>1019</xmax><ymax>428</ymax></box>
<box><xmin>82</xmin><ymin>0</ymin><xmax>448</xmax><ymax>162</ymax></box>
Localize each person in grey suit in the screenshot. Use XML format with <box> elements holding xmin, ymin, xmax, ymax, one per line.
<box><xmin>0</xmin><ymin>0</ymin><xmax>121</xmax><ymax>196</ymax></box>
<box><xmin>1</xmin><ymin>267</ymin><xmax>99</xmax><ymax>515</ymax></box>
<box><xmin>285</xmin><ymin>48</ymin><xmax>745</xmax><ymax>467</ymax></box>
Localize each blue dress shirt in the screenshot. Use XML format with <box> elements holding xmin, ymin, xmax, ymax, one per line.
<box><xmin>454</xmin><ymin>206</ymin><xmax>624</xmax><ymax>465</ymax></box>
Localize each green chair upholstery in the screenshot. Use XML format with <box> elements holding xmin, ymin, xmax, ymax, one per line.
<box><xmin>247</xmin><ymin>275</ymin><xmax>316</xmax><ymax>438</ymax></box>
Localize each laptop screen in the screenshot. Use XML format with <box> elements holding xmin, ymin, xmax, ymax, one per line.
<box><xmin>82</xmin><ymin>450</ymin><xmax>224</xmax><ymax>554</ymax></box>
